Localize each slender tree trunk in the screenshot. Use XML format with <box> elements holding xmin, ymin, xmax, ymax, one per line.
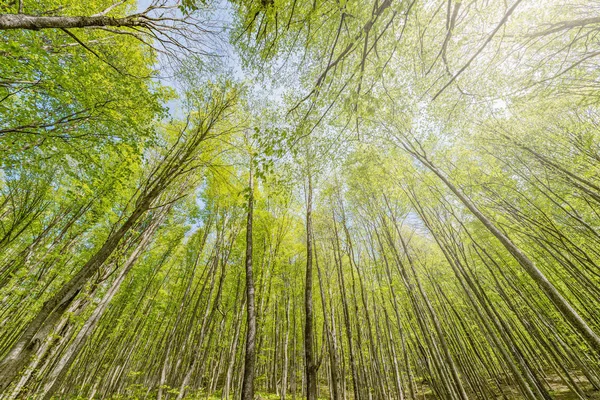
<box><xmin>241</xmin><ymin>166</ymin><xmax>256</xmax><ymax>400</ymax></box>
<box><xmin>281</xmin><ymin>291</ymin><xmax>290</xmax><ymax>400</ymax></box>
<box><xmin>304</xmin><ymin>173</ymin><xmax>318</xmax><ymax>400</ymax></box>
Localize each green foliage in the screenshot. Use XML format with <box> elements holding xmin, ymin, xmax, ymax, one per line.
<box><xmin>2</xmin><ymin>1</ymin><xmax>600</xmax><ymax>399</ymax></box>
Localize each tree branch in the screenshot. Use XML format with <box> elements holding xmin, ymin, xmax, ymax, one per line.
<box><xmin>0</xmin><ymin>13</ymin><xmax>146</xmax><ymax>30</ymax></box>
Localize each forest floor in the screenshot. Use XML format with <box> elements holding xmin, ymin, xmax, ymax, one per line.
<box><xmin>298</xmin><ymin>374</ymin><xmax>600</xmax><ymax>399</ymax></box>
<box><xmin>243</xmin><ymin>374</ymin><xmax>600</xmax><ymax>399</ymax></box>
<box><xmin>504</xmin><ymin>374</ymin><xmax>600</xmax><ymax>399</ymax></box>
<box><xmin>249</xmin><ymin>385</ymin><xmax>600</xmax><ymax>400</ymax></box>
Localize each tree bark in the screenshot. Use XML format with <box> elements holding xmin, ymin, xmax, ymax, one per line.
<box><xmin>0</xmin><ymin>13</ymin><xmax>147</xmax><ymax>30</ymax></box>
<box><xmin>304</xmin><ymin>173</ymin><xmax>318</xmax><ymax>400</ymax></box>
<box><xmin>241</xmin><ymin>166</ymin><xmax>256</xmax><ymax>400</ymax></box>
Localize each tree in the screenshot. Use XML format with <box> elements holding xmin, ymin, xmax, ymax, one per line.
<box><xmin>241</xmin><ymin>144</ymin><xmax>256</xmax><ymax>400</ymax></box>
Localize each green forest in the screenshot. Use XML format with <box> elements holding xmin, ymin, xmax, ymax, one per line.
<box><xmin>1</xmin><ymin>0</ymin><xmax>599</xmax><ymax>398</ymax></box>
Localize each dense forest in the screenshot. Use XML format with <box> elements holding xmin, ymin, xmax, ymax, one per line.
<box><xmin>1</xmin><ymin>0</ymin><xmax>600</xmax><ymax>399</ymax></box>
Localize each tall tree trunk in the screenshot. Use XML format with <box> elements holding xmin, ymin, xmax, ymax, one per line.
<box><xmin>304</xmin><ymin>173</ymin><xmax>318</xmax><ymax>400</ymax></box>
<box><xmin>241</xmin><ymin>165</ymin><xmax>256</xmax><ymax>400</ymax></box>
<box><xmin>281</xmin><ymin>291</ymin><xmax>290</xmax><ymax>400</ymax></box>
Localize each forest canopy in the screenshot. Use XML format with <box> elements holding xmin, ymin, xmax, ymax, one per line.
<box><xmin>1</xmin><ymin>0</ymin><xmax>600</xmax><ymax>399</ymax></box>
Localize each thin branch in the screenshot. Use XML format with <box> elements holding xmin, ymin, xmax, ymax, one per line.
<box><xmin>431</xmin><ymin>0</ymin><xmax>523</xmax><ymax>101</ymax></box>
